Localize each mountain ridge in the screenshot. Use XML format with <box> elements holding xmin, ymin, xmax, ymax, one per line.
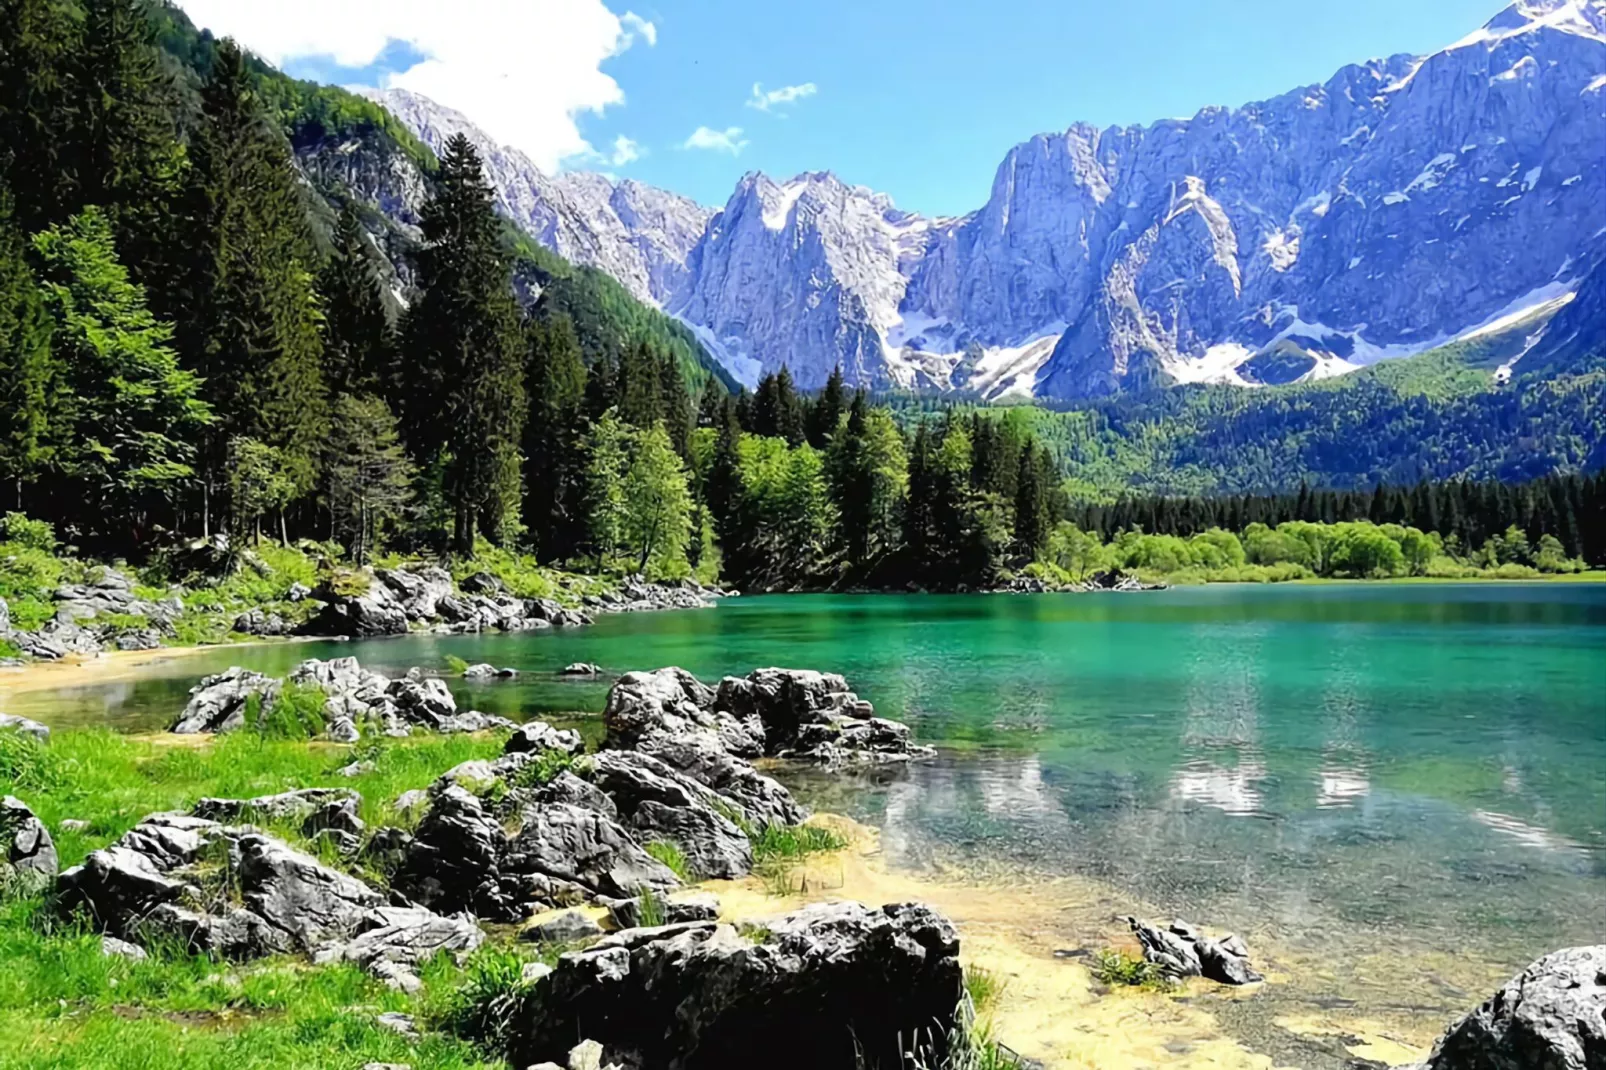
<box><xmin>372</xmin><ymin>0</ymin><xmax>1606</xmax><ymax>398</ymax></box>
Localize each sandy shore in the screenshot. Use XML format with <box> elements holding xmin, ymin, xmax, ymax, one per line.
<box><xmin>0</xmin><ymin>641</ymin><xmax>298</xmax><ymax>699</ymax></box>
<box><xmin>532</xmin><ymin>815</ymin><xmax>1437</xmax><ymax>1070</ymax></box>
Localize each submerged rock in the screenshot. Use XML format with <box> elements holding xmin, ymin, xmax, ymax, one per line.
<box><xmin>506</xmin><ymin>901</ymin><xmax>963</xmax><ymax>1070</ymax></box>
<box><xmin>1413</xmin><ymin>944</ymin><xmax>1606</xmax><ymax>1070</ymax></box>
<box><xmin>1126</xmin><ymin>917</ymin><xmax>1262</xmax><ymax>985</ymax></box>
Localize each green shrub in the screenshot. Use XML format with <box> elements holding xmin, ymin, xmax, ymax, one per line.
<box><xmin>255</xmin><ymin>683</ymin><xmax>327</xmax><ymax>740</ymax></box>
<box><xmin>1090</xmin><ymin>948</ymin><xmax>1172</xmax><ymax>990</ymax></box>
<box><xmin>432</xmin><ymin>944</ymin><xmax>541</xmax><ymax>1050</ymax></box>
<box><xmin>444</xmin><ymin>654</ymin><xmax>470</xmax><ymax>675</ymax></box>
<box><xmin>964</xmin><ymin>965</ymin><xmax>1005</xmax><ymax>1016</ymax></box>
<box><xmin>0</xmin><ymin>513</ymin><xmax>56</xmax><ymax>552</ymax></box>
<box><xmin>507</xmin><ymin>748</ymin><xmax>580</xmax><ymax>790</ymax></box>
<box><xmin>636</xmin><ymin>886</ymin><xmax>667</xmax><ymax>928</ymax></box>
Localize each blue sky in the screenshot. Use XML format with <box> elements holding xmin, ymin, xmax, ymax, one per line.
<box><xmin>267</xmin><ymin>0</ymin><xmax>1505</xmax><ymax>217</ymax></box>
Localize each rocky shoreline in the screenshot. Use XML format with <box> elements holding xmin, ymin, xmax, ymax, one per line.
<box><xmin>0</xmin><ymin>559</ymin><xmax>730</xmax><ymax>666</ymax></box>
<box><xmin>3</xmin><ymin>663</ymin><xmax>1603</xmax><ymax>1069</ymax></box>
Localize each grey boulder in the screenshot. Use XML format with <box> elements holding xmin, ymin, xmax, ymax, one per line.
<box><xmin>0</xmin><ymin>714</ymin><xmax>50</xmax><ymax>742</ymax></box>
<box><xmin>504</xmin><ymin>721</ymin><xmax>584</xmax><ymax>757</ymax></box>
<box><xmin>507</xmin><ymin>901</ymin><xmax>963</xmax><ymax>1070</ymax></box>
<box><xmin>1</xmin><ymin>795</ymin><xmax>57</xmax><ymax>892</ymax></box>
<box><xmin>1417</xmin><ymin>944</ymin><xmax>1606</xmax><ymax>1070</ymax></box>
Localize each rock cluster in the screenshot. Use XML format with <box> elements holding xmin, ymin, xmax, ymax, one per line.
<box><xmin>1127</xmin><ymin>916</ymin><xmax>1263</xmax><ymax>985</ymax></box>
<box><xmin>1408</xmin><ymin>944</ymin><xmax>1606</xmax><ymax>1070</ymax></box>
<box><xmin>506</xmin><ymin>901</ymin><xmax>964</xmax><ymax>1070</ymax></box>
<box><xmin>55</xmin><ymin>802</ymin><xmax>481</xmax><ymax>991</ymax></box>
<box><xmin>0</xmin><ymin>713</ymin><xmax>50</xmax><ymax>742</ymax></box>
<box><xmin>170</xmin><ymin>657</ymin><xmax>517</xmax><ymax>741</ymax></box>
<box><xmin>0</xmin><ymin>567</ymin><xmax>180</xmax><ymax>659</ymax></box>
<box><xmin>306</xmin><ymin>566</ymin><xmax>725</xmax><ymax>639</ymax></box>
<box><xmin>610</xmin><ymin>665</ymin><xmax>935</xmax><ymax>768</ymax></box>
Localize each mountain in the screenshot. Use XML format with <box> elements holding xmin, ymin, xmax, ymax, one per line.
<box><xmin>376</xmin><ymin>0</ymin><xmax>1605</xmax><ymax>399</ymax></box>
<box><xmin>371</xmin><ymin>89</ymin><xmax>711</xmax><ymax>307</ymax></box>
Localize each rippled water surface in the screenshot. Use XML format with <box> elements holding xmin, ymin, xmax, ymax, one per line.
<box><xmin>10</xmin><ymin>583</ymin><xmax>1606</xmax><ymax>1013</ymax></box>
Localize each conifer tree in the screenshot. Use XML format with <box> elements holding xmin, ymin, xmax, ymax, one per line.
<box><xmin>774</xmin><ymin>365</ymin><xmax>806</xmax><ymax>446</ymax></box>
<box><xmin>319</xmin><ymin>203</ymin><xmax>393</xmax><ymax>397</ymax></box>
<box><xmin>174</xmin><ymin>40</ymin><xmax>327</xmax><ymax>528</ymax></box>
<box><xmin>705</xmin><ymin>393</ymin><xmax>743</xmax><ymax>535</ymax></box>
<box><xmin>807</xmin><ymin>365</ymin><xmax>846</xmax><ymax>447</ymax></box>
<box><xmin>0</xmin><ymin>186</ymin><xmax>56</xmax><ymax>508</ymax></box>
<box><xmin>32</xmin><ymin>208</ymin><xmax>212</xmax><ymax>542</ymax></box>
<box><xmin>72</xmin><ymin>0</ymin><xmax>182</xmax><ymax>273</ymax></box>
<box><xmin>403</xmin><ymin>133</ymin><xmax>526</xmax><ymax>554</ymax></box>
<box><xmin>1013</xmin><ymin>440</ymin><xmax>1051</xmax><ymax>559</ymax></box>
<box><xmin>0</xmin><ymin>0</ymin><xmax>78</xmax><ymax>232</ymax></box>
<box><xmin>656</xmin><ymin>349</ymin><xmax>694</xmax><ymax>459</ymax></box>
<box><xmin>525</xmin><ymin>314</ymin><xmax>588</xmax><ymax>561</ymax></box>
<box><xmin>325</xmin><ymin>393</ymin><xmax>414</xmax><ymax>564</ymax></box>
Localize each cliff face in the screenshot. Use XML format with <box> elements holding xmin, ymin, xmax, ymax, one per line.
<box><xmin>373</xmin><ymin>1</ymin><xmax>1606</xmax><ymax>396</ymax></box>
<box><xmin>370</xmin><ymin>89</ymin><xmax>711</xmax><ymax>308</ymax></box>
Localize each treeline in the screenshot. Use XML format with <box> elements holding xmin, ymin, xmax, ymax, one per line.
<box><xmin>0</xmin><ymin>0</ymin><xmax>1063</xmax><ymax>589</ymax></box>
<box><xmin>1070</xmin><ymin>473</ymin><xmax>1606</xmax><ymax>566</ymax></box>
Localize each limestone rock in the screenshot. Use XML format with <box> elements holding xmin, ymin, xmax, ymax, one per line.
<box><xmin>171</xmin><ymin>667</ymin><xmax>278</xmax><ymax>734</ymax></box>
<box><xmin>1</xmin><ymin>795</ymin><xmax>57</xmax><ymax>892</ymax></box>
<box><xmin>1126</xmin><ymin>917</ymin><xmax>1262</xmax><ymax>985</ymax></box>
<box><xmin>506</xmin><ymin>901</ymin><xmax>964</xmax><ymax>1070</ymax></box>
<box><xmin>1419</xmin><ymin>944</ymin><xmax>1606</xmax><ymax>1070</ymax></box>
<box><xmin>522</xmin><ymin>910</ymin><xmax>604</xmax><ymax>945</ymax></box>
<box><xmin>504</xmin><ymin>721</ymin><xmax>584</xmax><ymax>757</ymax></box>
<box><xmin>0</xmin><ymin>714</ymin><xmax>50</xmax><ymax>742</ymax></box>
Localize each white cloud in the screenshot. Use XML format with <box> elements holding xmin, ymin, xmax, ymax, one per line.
<box><xmin>682</xmin><ymin>125</ymin><xmax>749</xmax><ymax>155</ymax></box>
<box><xmin>173</xmin><ymin>0</ymin><xmax>656</xmax><ymax>174</ymax></box>
<box><xmin>747</xmin><ymin>81</ymin><xmax>817</xmax><ymax>112</ymax></box>
<box><xmin>608</xmin><ymin>135</ymin><xmax>643</xmax><ymax>166</ymax></box>
<box><xmin>619</xmin><ymin>11</ymin><xmax>657</xmax><ymax>48</ymax></box>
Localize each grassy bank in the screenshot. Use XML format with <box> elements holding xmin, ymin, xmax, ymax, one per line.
<box><xmin>0</xmin><ymin>725</ymin><xmax>879</xmax><ymax>1070</ymax></box>
<box><xmin>0</xmin><ymin>728</ymin><xmax>525</xmax><ymax>1069</ymax></box>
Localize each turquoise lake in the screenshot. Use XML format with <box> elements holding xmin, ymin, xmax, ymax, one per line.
<box><xmin>10</xmin><ymin>582</ymin><xmax>1606</xmax><ymax>1031</ymax></box>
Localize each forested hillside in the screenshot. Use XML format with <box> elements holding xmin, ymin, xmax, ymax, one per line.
<box><xmin>1</xmin><ymin>0</ymin><xmax>1602</xmax><ymax>602</ymax></box>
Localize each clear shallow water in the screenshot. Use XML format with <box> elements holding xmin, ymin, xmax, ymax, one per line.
<box><xmin>9</xmin><ymin>583</ymin><xmax>1606</xmax><ymax>1023</ymax></box>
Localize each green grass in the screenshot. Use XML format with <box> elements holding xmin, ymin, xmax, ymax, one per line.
<box><xmin>0</xmin><ymin>726</ymin><xmax>525</xmax><ymax>1069</ymax></box>
<box><xmin>749</xmin><ymin>823</ymin><xmax>848</xmax><ymax>865</ymax></box>
<box><xmin>964</xmin><ymin>965</ymin><xmax>1005</xmax><ymax>1017</ymax></box>
<box><xmin>644</xmin><ymin>840</ymin><xmax>692</xmax><ymax>882</ymax></box>
<box><xmin>1090</xmin><ymin>948</ymin><xmax>1173</xmax><ymax>991</ymax></box>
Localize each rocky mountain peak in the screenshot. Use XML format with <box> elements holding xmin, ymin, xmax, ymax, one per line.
<box><xmin>376</xmin><ymin>4</ymin><xmax>1604</xmax><ymax>398</ymax></box>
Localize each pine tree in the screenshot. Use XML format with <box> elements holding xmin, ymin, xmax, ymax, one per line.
<box><xmin>325</xmin><ymin>393</ymin><xmax>414</xmax><ymax>564</ymax></box>
<box><xmin>657</xmin><ymin>349</ymin><xmax>694</xmax><ymax>459</ymax></box>
<box><xmin>403</xmin><ymin>133</ymin><xmax>526</xmax><ymax>554</ymax></box>
<box><xmin>319</xmin><ymin>203</ymin><xmax>393</xmax><ymax>397</ymax></box>
<box><xmin>524</xmin><ymin>314</ymin><xmax>588</xmax><ymax>562</ymax></box>
<box><xmin>617</xmin><ymin>340</ymin><xmax>662</xmax><ymax>430</ymax></box>
<box><xmin>1013</xmin><ymin>440</ymin><xmax>1050</xmax><ymax>559</ymax></box>
<box><xmin>0</xmin><ymin>185</ymin><xmax>56</xmax><ymax>509</ymax></box>
<box><xmin>72</xmin><ymin>0</ymin><xmax>182</xmax><ymax>273</ymax></box>
<box><xmin>32</xmin><ymin>208</ymin><xmax>213</xmax><ymax>543</ymax></box>
<box><xmin>705</xmin><ymin>394</ymin><xmax>743</xmax><ymax>536</ymax></box>
<box><xmin>0</xmin><ymin>0</ymin><xmax>78</xmax><ymax>232</ymax></box>
<box><xmin>775</xmin><ymin>365</ymin><xmax>806</xmax><ymax>446</ymax></box>
<box><xmin>807</xmin><ymin>365</ymin><xmax>846</xmax><ymax>447</ymax></box>
<box><xmin>174</xmin><ymin>40</ymin><xmax>327</xmax><ymax>529</ymax></box>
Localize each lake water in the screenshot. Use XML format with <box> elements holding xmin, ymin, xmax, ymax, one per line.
<box><xmin>8</xmin><ymin>583</ymin><xmax>1605</xmax><ymax>1058</ymax></box>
